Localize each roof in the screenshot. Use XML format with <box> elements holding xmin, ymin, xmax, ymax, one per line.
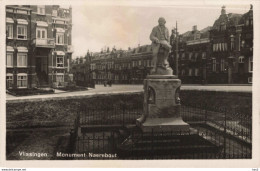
<box><xmin>181</xmin><ymin>26</ymin><xmax>210</xmax><ymax>42</ymax></box>
<box><xmin>239</xmin><ymin>7</ymin><xmax>253</xmax><ymax>25</ymax></box>
<box><xmin>212</xmin><ymin>13</ymin><xmax>242</xmax><ymax>30</ymax></box>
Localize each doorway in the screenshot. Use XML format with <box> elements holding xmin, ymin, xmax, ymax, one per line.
<box><xmin>36</xmin><ymin>56</ymin><xmax>48</xmax><ymax>86</ymax></box>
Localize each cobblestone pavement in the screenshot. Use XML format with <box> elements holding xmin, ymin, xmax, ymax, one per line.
<box><xmin>6</xmin><ymin>84</ymin><xmax>252</xmax><ymax>101</ymax></box>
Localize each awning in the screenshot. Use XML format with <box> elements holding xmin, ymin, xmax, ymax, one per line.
<box><xmin>6</xmin><ymin>17</ymin><xmax>14</xmax><ymax>24</ymax></box>
<box><xmin>56</xmin><ymin>51</ymin><xmax>65</xmax><ymax>55</ymax></box>
<box><xmin>17</xmin><ymin>19</ymin><xmax>28</xmax><ymax>25</ymax></box>
<box><xmin>17</xmin><ymin>47</ymin><xmax>28</xmax><ymax>53</ymax></box>
<box><xmin>37</xmin><ymin>21</ymin><xmax>48</xmax><ymax>27</ymax></box>
<box><xmin>6</xmin><ymin>46</ymin><xmax>14</xmax><ymax>52</ymax></box>
<box><xmin>56</xmin><ymin>28</ymin><xmax>65</xmax><ymax>33</ymax></box>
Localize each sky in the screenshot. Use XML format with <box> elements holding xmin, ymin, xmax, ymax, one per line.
<box><xmin>71</xmin><ymin>4</ymin><xmax>250</xmax><ymax>58</ymax></box>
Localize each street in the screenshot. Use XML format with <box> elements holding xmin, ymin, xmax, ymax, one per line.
<box><xmin>6</xmin><ymin>84</ymin><xmax>252</xmax><ymax>102</ymax></box>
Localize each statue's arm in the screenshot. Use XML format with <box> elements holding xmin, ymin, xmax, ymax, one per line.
<box><xmin>150</xmin><ymin>27</ymin><xmax>159</xmax><ymax>43</ymax></box>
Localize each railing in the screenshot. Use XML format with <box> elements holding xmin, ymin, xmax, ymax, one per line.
<box><xmin>181</xmin><ymin>104</ymin><xmax>252</xmax><ymax>144</ymax></box>
<box><xmin>76</xmin><ymin>101</ymin><xmax>252</xmax><ymax>143</ymax></box>
<box><xmin>79</xmin><ymin>104</ymin><xmax>142</xmax><ymax>126</ymax></box>
<box><xmin>74</xmin><ymin>128</ymin><xmax>251</xmax><ymax>159</ymax></box>
<box><xmin>71</xmin><ymin>100</ymin><xmax>252</xmax><ymax>159</ymax></box>
<box><xmin>32</xmin><ymin>38</ymin><xmax>55</xmax><ymax>48</ymax></box>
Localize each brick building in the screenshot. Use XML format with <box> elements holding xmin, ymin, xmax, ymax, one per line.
<box><xmin>6</xmin><ymin>5</ymin><xmax>73</xmax><ymax>89</ymax></box>
<box><xmin>170</xmin><ymin>25</ymin><xmax>211</xmax><ymax>84</ymax></box>
<box><xmin>208</xmin><ymin>5</ymin><xmax>253</xmax><ymax>84</ymax></box>
<box><xmin>72</xmin><ymin>45</ymin><xmax>153</xmax><ymax>85</ymax></box>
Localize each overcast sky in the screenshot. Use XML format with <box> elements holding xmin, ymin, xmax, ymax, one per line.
<box><xmin>71</xmin><ymin>4</ymin><xmax>250</xmax><ymax>58</ymax></box>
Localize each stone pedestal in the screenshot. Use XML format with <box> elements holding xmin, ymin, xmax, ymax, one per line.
<box><xmin>136</xmin><ymin>75</ymin><xmax>189</xmax><ymax>132</ymax></box>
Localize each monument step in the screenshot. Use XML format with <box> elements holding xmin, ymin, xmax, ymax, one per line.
<box><xmin>117</xmin><ymin>133</ymin><xmax>221</xmax><ymax>159</ymax></box>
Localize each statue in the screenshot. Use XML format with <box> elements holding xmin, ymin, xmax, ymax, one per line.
<box><xmin>150</xmin><ymin>17</ymin><xmax>172</xmax><ymax>75</ymax></box>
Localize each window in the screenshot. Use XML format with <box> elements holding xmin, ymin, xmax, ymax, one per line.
<box><xmin>246</xmin><ymin>19</ymin><xmax>249</xmax><ymax>26</ymax></box>
<box><xmin>213</xmin><ymin>44</ymin><xmax>215</xmax><ymax>52</ymax></box>
<box><xmin>195</xmin><ymin>68</ymin><xmax>199</xmax><ymax>76</ymax></box>
<box><xmin>57</xmin><ymin>56</ymin><xmax>64</xmax><ymax>67</ymax></box>
<box><xmin>37</xmin><ymin>27</ymin><xmax>47</xmax><ymax>39</ymax></box>
<box><xmin>248</xmin><ymin>77</ymin><xmax>252</xmax><ymax>83</ymax></box>
<box><xmin>182</xmin><ymin>53</ymin><xmax>185</xmax><ymax>59</ymax></box>
<box><xmin>249</xmin><ymin>57</ymin><xmax>253</xmax><ymax>72</ymax></box>
<box><xmin>17</xmin><ymin>74</ymin><xmax>27</xmax><ymax>88</ymax></box>
<box><xmin>6</xmin><ymin>53</ymin><xmax>13</xmax><ymax>67</ymax></box>
<box><xmin>139</xmin><ymin>60</ymin><xmax>142</xmax><ymax>66</ymax></box>
<box><xmin>249</xmin><ymin>19</ymin><xmax>253</xmax><ymax>26</ymax></box>
<box><xmin>17</xmin><ymin>53</ymin><xmax>27</xmax><ymax>67</ymax></box>
<box><xmin>219</xmin><ymin>43</ymin><xmax>222</xmax><ymax>51</ymax></box>
<box><xmin>202</xmin><ymin>52</ymin><xmax>206</xmax><ymax>59</ymax></box>
<box><xmin>143</xmin><ymin>60</ymin><xmax>147</xmax><ymax>67</ymax></box>
<box><xmin>212</xmin><ymin>59</ymin><xmax>216</xmax><ymax>72</ymax></box>
<box><xmin>52</xmin><ymin>10</ymin><xmax>57</xmax><ymax>17</ymax></box>
<box><xmin>56</xmin><ymin>74</ymin><xmax>64</xmax><ymax>83</ymax></box>
<box><xmin>220</xmin><ymin>59</ymin><xmax>225</xmax><ymax>72</ymax></box>
<box><xmin>230</xmin><ymin>35</ymin><xmax>235</xmax><ymax>50</ymax></box>
<box><xmin>181</xmin><ymin>69</ymin><xmax>185</xmax><ymax>76</ymax></box>
<box><xmin>188</xmin><ymin>69</ymin><xmax>192</xmax><ymax>76</ymax></box>
<box><xmin>220</xmin><ymin>23</ymin><xmax>226</xmax><ymax>31</ymax></box>
<box><xmin>194</xmin><ymin>53</ymin><xmax>198</xmax><ymax>61</ymax></box>
<box><xmin>238</xmin><ymin>34</ymin><xmax>241</xmax><ymax>51</ymax></box>
<box><xmin>56</xmin><ymin>33</ymin><xmax>64</xmax><ymax>44</ymax></box>
<box><xmin>17</xmin><ymin>25</ymin><xmax>27</xmax><ymax>39</ymax></box>
<box><xmin>6</xmin><ymin>74</ymin><xmax>13</xmax><ymax>89</ymax></box>
<box><xmin>241</xmin><ymin>40</ymin><xmax>245</xmax><ymax>48</ymax></box>
<box><xmin>6</xmin><ymin>24</ymin><xmax>13</xmax><ymax>39</ymax></box>
<box><xmin>189</xmin><ymin>53</ymin><xmax>192</xmax><ymax>60</ymax></box>
<box><xmin>37</xmin><ymin>5</ymin><xmax>45</xmax><ymax>15</ymax></box>
<box><xmin>239</xmin><ymin>56</ymin><xmax>244</xmax><ymax>63</ymax></box>
<box><xmin>196</xmin><ymin>33</ymin><xmax>200</xmax><ymax>39</ymax></box>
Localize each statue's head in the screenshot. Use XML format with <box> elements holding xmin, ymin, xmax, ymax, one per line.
<box><xmin>158</xmin><ymin>17</ymin><xmax>166</xmax><ymax>26</ymax></box>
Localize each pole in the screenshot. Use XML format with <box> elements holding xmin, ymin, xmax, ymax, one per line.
<box><xmin>175</xmin><ymin>21</ymin><xmax>179</xmax><ymax>76</ymax></box>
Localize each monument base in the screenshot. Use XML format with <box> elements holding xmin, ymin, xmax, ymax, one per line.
<box><xmin>136</xmin><ymin>117</ymin><xmax>190</xmax><ymax>133</ymax></box>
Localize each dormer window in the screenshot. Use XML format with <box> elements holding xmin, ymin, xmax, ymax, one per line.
<box><xmin>220</xmin><ymin>22</ymin><xmax>226</xmax><ymax>31</ymax></box>
<box><xmin>52</xmin><ymin>10</ymin><xmax>57</xmax><ymax>17</ymax></box>
<box><xmin>196</xmin><ymin>33</ymin><xmax>200</xmax><ymax>39</ymax></box>
<box><xmin>37</xmin><ymin>5</ymin><xmax>45</xmax><ymax>15</ymax></box>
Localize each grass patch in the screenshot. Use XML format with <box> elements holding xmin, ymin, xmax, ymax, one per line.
<box><xmin>7</xmin><ymin>88</ymin><xmax>54</xmax><ymax>96</ymax></box>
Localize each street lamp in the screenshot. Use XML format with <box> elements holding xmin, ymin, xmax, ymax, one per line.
<box><xmin>172</xmin><ymin>21</ymin><xmax>179</xmax><ymax>76</ymax></box>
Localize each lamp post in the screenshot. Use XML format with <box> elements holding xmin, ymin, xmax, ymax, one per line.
<box><xmin>176</xmin><ymin>21</ymin><xmax>179</xmax><ymax>76</ymax></box>
<box><xmin>170</xmin><ymin>21</ymin><xmax>179</xmax><ymax>76</ymax></box>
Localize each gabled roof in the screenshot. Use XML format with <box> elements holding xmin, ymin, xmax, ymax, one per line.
<box><xmin>239</xmin><ymin>7</ymin><xmax>253</xmax><ymax>25</ymax></box>
<box><xmin>212</xmin><ymin>13</ymin><xmax>242</xmax><ymax>30</ymax></box>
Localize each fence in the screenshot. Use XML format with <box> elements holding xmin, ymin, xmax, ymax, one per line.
<box><xmin>77</xmin><ymin>102</ymin><xmax>251</xmax><ymax>143</ymax></box>
<box><xmin>74</xmin><ymin>128</ymin><xmax>251</xmax><ymax>159</ymax></box>
<box><xmin>79</xmin><ymin>103</ymin><xmax>143</xmax><ymax>126</ymax></box>
<box><xmin>181</xmin><ymin>103</ymin><xmax>252</xmax><ymax>144</ymax></box>
<box><xmin>72</xmin><ymin>101</ymin><xmax>252</xmax><ymax>159</ymax></box>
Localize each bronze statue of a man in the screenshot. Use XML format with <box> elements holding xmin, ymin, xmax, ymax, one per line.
<box><xmin>150</xmin><ymin>17</ymin><xmax>172</xmax><ymax>74</ymax></box>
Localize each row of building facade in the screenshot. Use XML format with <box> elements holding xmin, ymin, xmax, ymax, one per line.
<box><xmin>6</xmin><ymin>5</ymin><xmax>73</xmax><ymax>89</ymax></box>
<box><xmin>73</xmin><ymin>5</ymin><xmax>253</xmax><ymax>85</ymax></box>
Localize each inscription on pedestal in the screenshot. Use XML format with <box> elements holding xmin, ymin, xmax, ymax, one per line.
<box><xmin>156</xmin><ymin>89</ymin><xmax>173</xmax><ymax>100</ymax></box>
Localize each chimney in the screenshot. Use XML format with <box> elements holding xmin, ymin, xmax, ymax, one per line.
<box><xmin>221</xmin><ymin>6</ymin><xmax>226</xmax><ymax>15</ymax></box>
<box><xmin>192</xmin><ymin>25</ymin><xmax>197</xmax><ymax>31</ymax></box>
